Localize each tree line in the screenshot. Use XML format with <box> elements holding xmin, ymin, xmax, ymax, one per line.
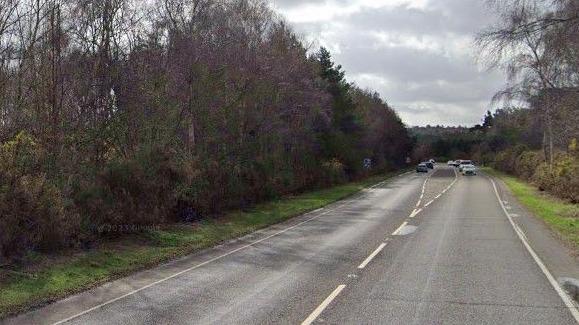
<box><xmin>414</xmin><ymin>0</ymin><xmax>578</xmax><ymax>202</ymax></box>
<box><xmin>475</xmin><ymin>0</ymin><xmax>578</xmax><ymax>169</ymax></box>
<box><xmin>476</xmin><ymin>0</ymin><xmax>578</xmax><ymax>201</ymax></box>
<box><xmin>412</xmin><ymin>105</ymin><xmax>577</xmax><ymax>202</ymax></box>
<box><xmin>0</xmin><ymin>0</ymin><xmax>412</xmax><ymax>261</ymax></box>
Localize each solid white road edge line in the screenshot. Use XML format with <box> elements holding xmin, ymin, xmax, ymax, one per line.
<box><xmin>392</xmin><ymin>221</ymin><xmax>408</xmax><ymax>235</ymax></box>
<box><xmin>51</xmin><ymin>202</ymin><xmax>350</xmax><ymax>323</ymax></box>
<box><xmin>301</xmin><ymin>285</ymin><xmax>347</xmax><ymax>325</ymax></box>
<box><xmin>490</xmin><ymin>178</ymin><xmax>579</xmax><ymax>323</ymax></box>
<box><xmin>51</xmin><ymin>172</ymin><xmax>413</xmax><ymax>324</ymax></box>
<box><xmin>358</xmin><ymin>243</ymin><xmax>387</xmax><ymax>269</ymax></box>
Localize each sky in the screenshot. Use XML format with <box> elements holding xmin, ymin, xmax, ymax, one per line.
<box><xmin>272</xmin><ymin>0</ymin><xmax>506</xmax><ymax>127</ymax></box>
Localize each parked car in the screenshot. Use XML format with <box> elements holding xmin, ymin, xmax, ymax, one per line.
<box><xmin>461</xmin><ymin>164</ymin><xmax>477</xmax><ymax>176</ymax></box>
<box><xmin>416</xmin><ymin>163</ymin><xmax>429</xmax><ymax>173</ymax></box>
<box><xmin>429</xmin><ymin>159</ymin><xmax>436</xmax><ymax>164</ymax></box>
<box><xmin>458</xmin><ymin>160</ymin><xmax>473</xmax><ymax>172</ymax></box>
<box><xmin>425</xmin><ymin>161</ymin><xmax>434</xmax><ymax>169</ymax></box>
<box><xmin>447</xmin><ymin>160</ymin><xmax>455</xmax><ymax>166</ymax></box>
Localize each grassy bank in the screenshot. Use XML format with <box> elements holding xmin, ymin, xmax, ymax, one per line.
<box><xmin>0</xmin><ymin>171</ymin><xmax>403</xmax><ymax>319</ymax></box>
<box><xmin>485</xmin><ymin>168</ymin><xmax>579</xmax><ymax>250</ymax></box>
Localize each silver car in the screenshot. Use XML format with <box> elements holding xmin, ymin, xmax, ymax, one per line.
<box><xmin>461</xmin><ymin>164</ymin><xmax>477</xmax><ymax>176</ymax></box>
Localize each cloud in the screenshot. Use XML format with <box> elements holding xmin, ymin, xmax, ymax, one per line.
<box><xmin>273</xmin><ymin>0</ymin><xmax>504</xmax><ymax>126</ymax></box>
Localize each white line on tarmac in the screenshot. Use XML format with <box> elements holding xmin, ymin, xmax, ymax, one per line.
<box><xmin>424</xmin><ymin>200</ymin><xmax>433</xmax><ymax>207</ymax></box>
<box><xmin>51</xmin><ymin>182</ymin><xmax>371</xmax><ymax>324</ymax></box>
<box><xmin>392</xmin><ymin>221</ymin><xmax>408</xmax><ymax>235</ymax></box>
<box><xmin>489</xmin><ymin>178</ymin><xmax>579</xmax><ymax>323</ymax></box>
<box><xmin>301</xmin><ymin>285</ymin><xmax>347</xmax><ymax>325</ymax></box>
<box><xmin>409</xmin><ymin>208</ymin><xmax>422</xmax><ymax>218</ymax></box>
<box><xmin>358</xmin><ymin>243</ymin><xmax>387</xmax><ymax>269</ymax></box>
<box><xmin>51</xmin><ymin>170</ymin><xmax>414</xmax><ymax>324</ymax></box>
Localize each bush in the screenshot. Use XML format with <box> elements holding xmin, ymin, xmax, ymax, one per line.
<box><xmin>320</xmin><ymin>159</ymin><xmax>347</xmax><ymax>186</ymax></box>
<box><xmin>532</xmin><ymin>152</ymin><xmax>579</xmax><ymax>203</ymax></box>
<box><xmin>0</xmin><ymin>132</ymin><xmax>69</xmax><ymax>261</ymax></box>
<box><xmin>492</xmin><ymin>145</ymin><xmax>527</xmax><ymax>174</ymax></box>
<box><xmin>493</xmin><ymin>147</ymin><xmax>579</xmax><ymax>203</ymax></box>
<box><xmin>515</xmin><ymin>151</ymin><xmax>543</xmax><ymax>181</ymax></box>
<box><xmin>74</xmin><ymin>147</ymin><xmax>185</xmax><ymax>235</ymax></box>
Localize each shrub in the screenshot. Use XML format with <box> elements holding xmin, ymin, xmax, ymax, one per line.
<box><xmin>74</xmin><ymin>147</ymin><xmax>185</xmax><ymax>236</ymax></box>
<box><xmin>532</xmin><ymin>152</ymin><xmax>579</xmax><ymax>203</ymax></box>
<box><xmin>515</xmin><ymin>151</ymin><xmax>543</xmax><ymax>181</ymax></box>
<box><xmin>493</xmin><ymin>146</ymin><xmax>579</xmax><ymax>203</ymax></box>
<box><xmin>320</xmin><ymin>158</ymin><xmax>347</xmax><ymax>186</ymax></box>
<box><xmin>0</xmin><ymin>132</ymin><xmax>69</xmax><ymax>261</ymax></box>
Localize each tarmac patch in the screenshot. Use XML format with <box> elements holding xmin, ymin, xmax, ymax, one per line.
<box><xmin>394</xmin><ymin>225</ymin><xmax>417</xmax><ymax>236</ymax></box>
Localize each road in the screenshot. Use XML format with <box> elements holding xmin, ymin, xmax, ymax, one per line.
<box><xmin>5</xmin><ymin>166</ymin><xmax>579</xmax><ymax>324</ymax></box>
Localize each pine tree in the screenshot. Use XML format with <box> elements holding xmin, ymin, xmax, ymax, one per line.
<box><xmin>315</xmin><ymin>47</ymin><xmax>363</xmax><ymax>176</ymax></box>
<box><xmin>482</xmin><ymin>110</ymin><xmax>494</xmax><ymax>129</ymax></box>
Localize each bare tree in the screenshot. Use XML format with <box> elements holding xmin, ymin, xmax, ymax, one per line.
<box><xmin>477</xmin><ymin>0</ymin><xmax>579</xmax><ymax>170</ymax></box>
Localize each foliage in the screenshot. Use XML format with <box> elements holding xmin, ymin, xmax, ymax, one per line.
<box><xmin>0</xmin><ymin>1</ymin><xmax>411</xmax><ymax>260</ymax></box>
<box><xmin>0</xmin><ymin>133</ymin><xmax>70</xmax><ymax>262</ymax></box>
<box><xmin>487</xmin><ymin>168</ymin><xmax>579</xmax><ymax>249</ymax></box>
<box><xmin>0</xmin><ymin>172</ymin><xmax>398</xmax><ymax>318</ymax></box>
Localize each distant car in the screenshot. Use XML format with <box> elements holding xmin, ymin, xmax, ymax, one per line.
<box><xmin>429</xmin><ymin>159</ymin><xmax>436</xmax><ymax>164</ymax></box>
<box><xmin>416</xmin><ymin>163</ymin><xmax>429</xmax><ymax>173</ymax></box>
<box><xmin>447</xmin><ymin>160</ymin><xmax>455</xmax><ymax>166</ymax></box>
<box><xmin>425</xmin><ymin>161</ymin><xmax>434</xmax><ymax>169</ymax></box>
<box><xmin>461</xmin><ymin>164</ymin><xmax>477</xmax><ymax>175</ymax></box>
<box><xmin>458</xmin><ymin>160</ymin><xmax>473</xmax><ymax>172</ymax></box>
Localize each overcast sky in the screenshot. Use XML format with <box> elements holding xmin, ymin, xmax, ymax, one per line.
<box><xmin>272</xmin><ymin>0</ymin><xmax>505</xmax><ymax>127</ymax></box>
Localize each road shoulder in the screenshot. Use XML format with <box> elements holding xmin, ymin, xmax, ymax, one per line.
<box><xmin>486</xmin><ymin>169</ymin><xmax>579</xmax><ymax>304</ymax></box>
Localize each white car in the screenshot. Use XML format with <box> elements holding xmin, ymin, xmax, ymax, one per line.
<box><xmin>447</xmin><ymin>160</ymin><xmax>455</xmax><ymax>166</ymax></box>
<box><xmin>461</xmin><ymin>164</ymin><xmax>477</xmax><ymax>176</ymax></box>
<box><xmin>458</xmin><ymin>160</ymin><xmax>473</xmax><ymax>172</ymax></box>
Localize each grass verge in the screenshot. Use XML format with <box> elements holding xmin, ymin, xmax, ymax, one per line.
<box><xmin>484</xmin><ymin>167</ymin><xmax>579</xmax><ymax>250</ymax></box>
<box><xmin>0</xmin><ymin>171</ymin><xmax>403</xmax><ymax>319</ymax></box>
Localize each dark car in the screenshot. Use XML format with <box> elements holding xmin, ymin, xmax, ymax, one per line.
<box><xmin>416</xmin><ymin>163</ymin><xmax>429</xmax><ymax>173</ymax></box>
<box><xmin>425</xmin><ymin>161</ymin><xmax>434</xmax><ymax>169</ymax></box>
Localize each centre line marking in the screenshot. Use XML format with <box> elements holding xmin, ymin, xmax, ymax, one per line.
<box><xmin>415</xmin><ymin>200</ymin><xmax>422</xmax><ymax>207</ymax></box>
<box><xmin>424</xmin><ymin>200</ymin><xmax>433</xmax><ymax>207</ymax></box>
<box><xmin>409</xmin><ymin>208</ymin><xmax>422</xmax><ymax>218</ymax></box>
<box><xmin>392</xmin><ymin>221</ymin><xmax>408</xmax><ymax>235</ymax></box>
<box><xmin>301</xmin><ymin>285</ymin><xmax>346</xmax><ymax>325</ymax></box>
<box><xmin>51</xmin><ymin>180</ymin><xmax>370</xmax><ymax>324</ymax></box>
<box><xmin>49</xmin><ymin>172</ymin><xmax>416</xmax><ymax>325</ymax></box>
<box><xmin>358</xmin><ymin>243</ymin><xmax>387</xmax><ymax>269</ymax></box>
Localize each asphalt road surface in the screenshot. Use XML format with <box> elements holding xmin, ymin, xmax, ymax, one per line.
<box><xmin>5</xmin><ymin>166</ymin><xmax>579</xmax><ymax>325</ymax></box>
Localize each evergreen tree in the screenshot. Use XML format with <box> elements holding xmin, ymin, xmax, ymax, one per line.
<box><xmin>482</xmin><ymin>110</ymin><xmax>494</xmax><ymax>129</ymax></box>
<box><xmin>315</xmin><ymin>47</ymin><xmax>364</xmax><ymax>176</ymax></box>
